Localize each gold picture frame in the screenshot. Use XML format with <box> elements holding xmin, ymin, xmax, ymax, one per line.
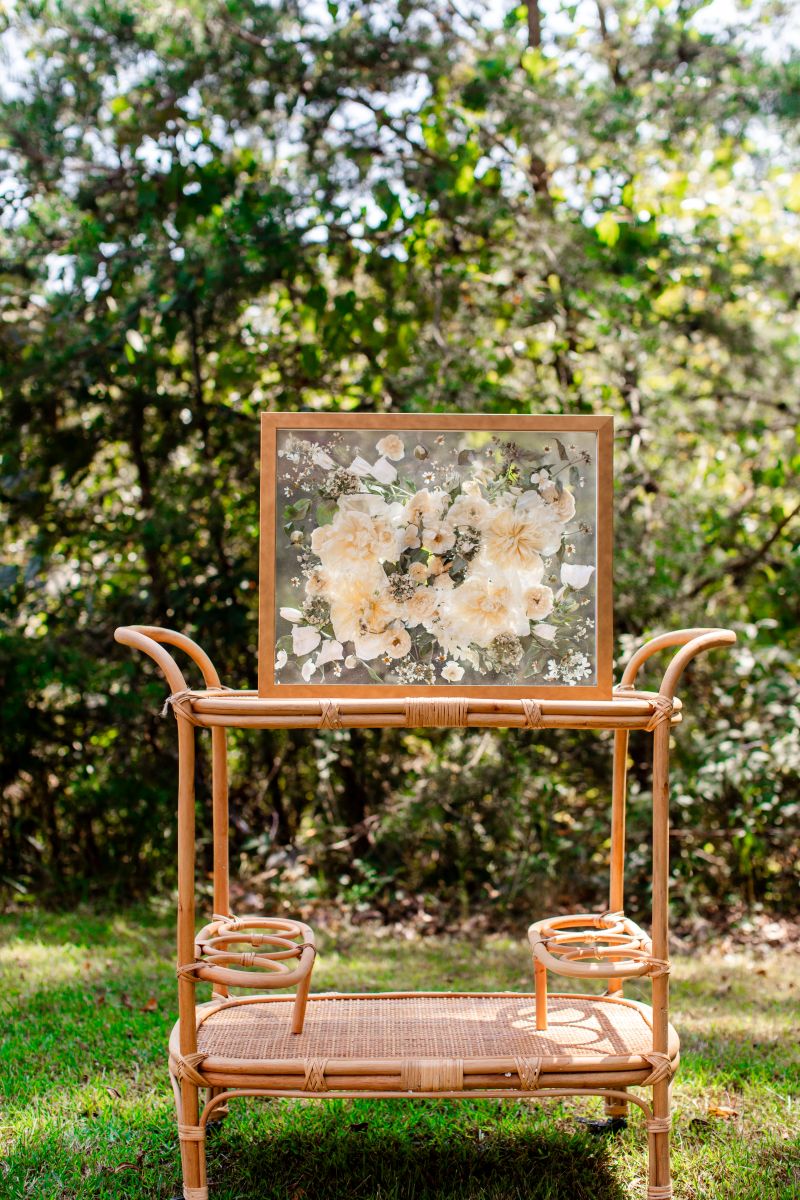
<box><xmin>258</xmin><ymin>412</ymin><xmax>613</xmax><ymax>698</ymax></box>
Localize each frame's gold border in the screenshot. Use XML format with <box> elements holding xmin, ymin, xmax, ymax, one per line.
<box><xmin>258</xmin><ymin>412</ymin><xmax>614</xmax><ymax>698</ymax></box>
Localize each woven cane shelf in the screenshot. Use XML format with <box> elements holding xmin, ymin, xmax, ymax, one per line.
<box><xmin>170</xmin><ymin>992</ymin><xmax>679</xmax><ymax>1097</ymax></box>
<box><xmin>114</xmin><ymin>622</ymin><xmax>736</xmax><ymax>1200</ymax></box>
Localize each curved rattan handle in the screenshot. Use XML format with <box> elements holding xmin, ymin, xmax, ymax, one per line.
<box><xmin>619</xmin><ymin>627</ymin><xmax>736</xmax><ymax>700</ymax></box>
<box><xmin>115</xmin><ymin>625</ymin><xmax>224</xmax><ymax>690</ymax></box>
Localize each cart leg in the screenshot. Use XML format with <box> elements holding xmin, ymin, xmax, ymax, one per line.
<box><xmin>647</xmin><ymin>1079</ymin><xmax>672</xmax><ymax>1198</ymax></box>
<box><xmin>178</xmin><ymin>1080</ymin><xmax>208</xmax><ymax>1200</ymax></box>
<box><xmin>534</xmin><ymin>958</ymin><xmax>548</xmax><ymax>1031</ymax></box>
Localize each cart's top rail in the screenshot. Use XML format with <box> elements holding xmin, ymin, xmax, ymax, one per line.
<box><xmin>114</xmin><ymin>624</ymin><xmax>735</xmax><ymax>733</ymax></box>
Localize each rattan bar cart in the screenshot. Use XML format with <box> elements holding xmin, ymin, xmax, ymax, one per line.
<box><xmin>115</xmin><ymin>622</ymin><xmax>734</xmax><ymax>1200</ymax></box>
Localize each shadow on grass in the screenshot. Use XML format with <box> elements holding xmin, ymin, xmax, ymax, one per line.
<box><xmin>203</xmin><ymin>1098</ymin><xmax>629</xmax><ymax>1200</ymax></box>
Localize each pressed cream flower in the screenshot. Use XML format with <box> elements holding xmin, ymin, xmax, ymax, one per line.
<box><xmin>405</xmin><ymin>588</ymin><xmax>438</xmax><ymax>625</ymax></box>
<box><xmin>441</xmin><ymin>661</ymin><xmax>465</xmax><ymax>682</ymax></box>
<box><xmin>404</xmin><ymin>488</ymin><xmax>448</xmax><ymax>526</ymax></box>
<box><xmin>523</xmin><ymin>583</ymin><xmax>554</xmax><ymax>620</ymax></box>
<box><xmin>376</xmin><ymin>434</ymin><xmax>405</xmax><ymax>460</ymax></box>
<box><xmin>422</xmin><ymin>519</ymin><xmax>456</xmax><ymax>554</ymax></box>
<box><xmin>445</xmin><ymin>575</ymin><xmax>519</xmax><ymax>647</ymax></box>
<box><xmin>482</xmin><ymin>504</ymin><xmax>563</xmax><ymax>570</ymax></box>
<box><xmin>550</xmin><ymin>489</ymin><xmax>576</xmax><ymax>522</ymax></box>
<box><xmin>448</xmin><ymin>493</ymin><xmax>492</xmax><ymax>528</ymax></box>
<box><xmin>408</xmin><ymin>561</ymin><xmax>429</xmax><ymax>582</ymax></box>
<box><xmin>385</xmin><ymin>623</ymin><xmax>412</xmax><ymax>658</ymax></box>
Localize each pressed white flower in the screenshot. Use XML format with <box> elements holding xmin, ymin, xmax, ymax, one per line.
<box><xmin>301</xmin><ymin>658</ymin><xmax>316</xmax><ymax>681</ymax></box>
<box><xmin>401</xmin><ymin>524</ymin><xmax>421</xmax><ymax>551</ymax></box>
<box><xmin>550</xmin><ymin>489</ymin><xmax>576</xmax><ymax>522</ymax></box>
<box><xmin>448</xmin><ymin>493</ymin><xmax>492</xmax><ymax>528</ymax></box>
<box><xmin>428</xmin><ymin>555</ymin><xmax>446</xmax><ymax>576</ymax></box>
<box><xmin>370</xmin><ymin>456</ymin><xmax>398</xmax><ymax>484</ymax></box>
<box><xmin>560</xmin><ymin>563</ymin><xmax>595</xmax><ymax>589</ymax></box>
<box><xmin>442</xmin><ymin>661</ymin><xmax>464</xmax><ymax>682</ymax></box>
<box><xmin>404</xmin><ymin>488</ymin><xmax>448</xmax><ymax>525</ymax></box>
<box><xmin>533</xmin><ymin>622</ymin><xmax>557</xmax><ymax>642</ymax></box>
<box><xmin>523</xmin><ymin>584</ymin><xmax>554</xmax><ymax>621</ymax></box>
<box><xmin>376</xmin><ymin>434</ymin><xmax>405</xmax><ymax>460</ymax></box>
<box><xmin>275</xmin><ymin>650</ymin><xmax>288</xmax><ymax>670</ymax></box>
<box><xmin>292</xmin><ymin>625</ymin><xmax>321</xmax><ymax>656</ymax></box>
<box><xmin>312</xmin><ymin>447</ymin><xmax>336</xmax><ymax>469</ymax></box>
<box><xmin>433</xmin><ymin>572</ymin><xmax>454</xmax><ymax>590</ymax></box>
<box><xmin>408</xmin><ymin>561</ymin><xmax>428</xmax><ymax>582</ymax></box>
<box><xmin>304</xmin><ymin>568</ymin><xmax>329</xmax><ymax>597</ymax></box>
<box><xmin>354</xmin><ymin>629</ymin><xmax>391</xmax><ymax>660</ymax></box>
<box><xmin>422</xmin><ymin>519</ymin><xmax>456</xmax><ymax>554</ymax></box>
<box><xmin>348</xmin><ymin>455</ymin><xmax>373</xmax><ymax>477</ymax></box>
<box><xmin>344</xmin><ymin>654</ymin><xmax>358</xmax><ymax>669</ymax></box>
<box><xmin>538</xmin><ymin>479</ymin><xmax>558</xmax><ymax>502</ymax></box>
<box><xmin>405</xmin><ymin>588</ymin><xmax>438</xmax><ymax>626</ymax></box>
<box><xmin>279</xmin><ymin>607</ymin><xmax>303</xmax><ymax>623</ymax></box>
<box><xmin>316</xmin><ymin>639</ymin><xmax>344</xmax><ymax>667</ymax></box>
<box><xmin>385</xmin><ymin>623</ymin><xmax>412</xmax><ymax>658</ymax></box>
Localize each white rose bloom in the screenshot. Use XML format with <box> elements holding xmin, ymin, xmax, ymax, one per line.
<box><xmin>442</xmin><ymin>661</ymin><xmax>465</xmax><ymax>682</ymax></box>
<box><xmin>385</xmin><ymin>623</ymin><xmax>412</xmax><ymax>658</ymax></box>
<box><xmin>329</xmin><ymin>575</ymin><xmax>398</xmax><ymax>644</ymax></box>
<box><xmin>422</xmin><ymin>519</ymin><xmax>456</xmax><ymax>554</ymax></box>
<box><xmin>523</xmin><ymin>584</ymin><xmax>554</xmax><ymax>621</ymax></box>
<box><xmin>279</xmin><ymin>607</ymin><xmax>303</xmax><ymax>623</ymax></box>
<box><xmin>376</xmin><ymin>434</ymin><xmax>405</xmax><ymax>461</ymax></box>
<box><xmin>404</xmin><ymin>488</ymin><xmax>448</xmax><ymax>525</ymax></box>
<box><xmin>408</xmin><ymin>561</ymin><xmax>428</xmax><ymax>582</ymax></box>
<box><xmin>311</xmin><ymin>510</ymin><xmax>399</xmax><ymax>566</ymax></box>
<box><xmin>405</xmin><ymin>588</ymin><xmax>439</xmax><ymax>626</ymax></box>
<box><xmin>448</xmin><ymin>493</ymin><xmax>492</xmax><ymax>528</ymax></box>
<box><xmin>292</xmin><ymin>625</ymin><xmax>321</xmax><ymax>656</ymax></box>
<box><xmin>561</xmin><ymin>563</ymin><xmax>595</xmax><ymax>589</ymax></box>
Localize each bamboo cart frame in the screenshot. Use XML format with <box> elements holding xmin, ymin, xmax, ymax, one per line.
<box><xmin>115</xmin><ymin>622</ymin><xmax>735</xmax><ymax>1200</ymax></box>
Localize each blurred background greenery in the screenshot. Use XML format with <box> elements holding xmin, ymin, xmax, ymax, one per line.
<box><xmin>1</xmin><ymin>0</ymin><xmax>798</xmax><ymax>921</ymax></box>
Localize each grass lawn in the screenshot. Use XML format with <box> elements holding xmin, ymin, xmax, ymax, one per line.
<box><xmin>0</xmin><ymin>909</ymin><xmax>798</xmax><ymax>1199</ymax></box>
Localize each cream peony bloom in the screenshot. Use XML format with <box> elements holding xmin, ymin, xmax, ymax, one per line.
<box><xmin>444</xmin><ymin>575</ymin><xmax>522</xmax><ymax>648</ymax></box>
<box><xmin>328</xmin><ymin>574</ymin><xmax>399</xmax><ymax>644</ymax></box>
<box><xmin>482</xmin><ymin>503</ymin><xmax>563</xmax><ymax>570</ymax></box>
<box><xmin>376</xmin><ymin>434</ymin><xmax>405</xmax><ymax>461</ymax></box>
<box><xmin>311</xmin><ymin>510</ymin><xmax>399</xmax><ymax>566</ymax></box>
<box><xmin>523</xmin><ymin>583</ymin><xmax>554</xmax><ymax>621</ymax></box>
<box><xmin>550</xmin><ymin>489</ymin><xmax>576</xmax><ymax>522</ymax></box>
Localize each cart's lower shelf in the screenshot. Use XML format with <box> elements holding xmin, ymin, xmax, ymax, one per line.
<box><xmin>170</xmin><ymin>992</ymin><xmax>678</xmax><ymax>1096</ymax></box>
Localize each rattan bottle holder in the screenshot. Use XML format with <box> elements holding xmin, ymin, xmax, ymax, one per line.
<box><xmin>114</xmin><ymin>623</ymin><xmax>735</xmax><ymax>1200</ymax></box>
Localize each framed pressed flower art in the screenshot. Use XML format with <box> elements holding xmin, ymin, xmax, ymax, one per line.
<box><xmin>258</xmin><ymin>413</ymin><xmax>613</xmax><ymax>698</ymax></box>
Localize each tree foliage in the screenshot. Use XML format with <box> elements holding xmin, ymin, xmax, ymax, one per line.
<box><xmin>1</xmin><ymin>0</ymin><xmax>798</xmax><ymax>916</ymax></box>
